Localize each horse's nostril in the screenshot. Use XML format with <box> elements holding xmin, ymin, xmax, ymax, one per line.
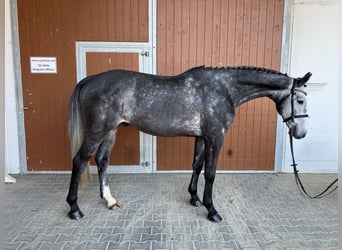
<box><xmin>301</xmin><ymin>132</ymin><xmax>307</xmax><ymax>138</ymax></box>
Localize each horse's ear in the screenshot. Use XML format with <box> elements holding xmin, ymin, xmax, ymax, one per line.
<box><xmin>296</xmin><ymin>72</ymin><xmax>312</xmax><ymax>87</ymax></box>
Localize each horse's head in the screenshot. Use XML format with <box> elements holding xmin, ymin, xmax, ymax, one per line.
<box><xmin>276</xmin><ymin>72</ymin><xmax>312</xmax><ymax>139</ymax></box>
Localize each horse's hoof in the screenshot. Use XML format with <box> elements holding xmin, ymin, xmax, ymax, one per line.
<box><xmin>68</xmin><ymin>210</ymin><xmax>84</xmax><ymax>220</ymax></box>
<box><xmin>190</xmin><ymin>198</ymin><xmax>202</xmax><ymax>207</ymax></box>
<box><xmin>108</xmin><ymin>200</ymin><xmax>122</xmax><ymax>210</ymax></box>
<box><xmin>208</xmin><ymin>212</ymin><xmax>223</xmax><ymax>223</ymax></box>
<box><xmin>115</xmin><ymin>200</ymin><xmax>122</xmax><ymax>208</ymax></box>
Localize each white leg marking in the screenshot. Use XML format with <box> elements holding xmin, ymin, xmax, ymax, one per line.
<box><xmin>103</xmin><ymin>185</ymin><xmax>117</xmax><ymax>209</ymax></box>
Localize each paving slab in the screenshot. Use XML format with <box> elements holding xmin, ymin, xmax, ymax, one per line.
<box><xmin>5</xmin><ymin>173</ymin><xmax>338</xmax><ymax>249</ymax></box>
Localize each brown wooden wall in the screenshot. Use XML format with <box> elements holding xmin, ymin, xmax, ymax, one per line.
<box><xmin>18</xmin><ymin>0</ymin><xmax>284</xmax><ymax>171</ymax></box>
<box><xmin>18</xmin><ymin>0</ymin><xmax>148</xmax><ymax>170</ymax></box>
<box><xmin>157</xmin><ymin>0</ymin><xmax>284</xmax><ymax>170</ymax></box>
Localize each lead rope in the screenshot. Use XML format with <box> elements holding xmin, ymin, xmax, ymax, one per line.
<box><xmin>289</xmin><ymin>131</ymin><xmax>338</xmax><ymax>199</ymax></box>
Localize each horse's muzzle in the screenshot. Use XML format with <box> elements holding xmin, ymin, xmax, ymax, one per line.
<box><xmin>289</xmin><ymin>124</ymin><xmax>307</xmax><ymax>139</ymax></box>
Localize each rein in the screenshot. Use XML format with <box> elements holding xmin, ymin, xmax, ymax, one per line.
<box><xmin>288</xmin><ymin>132</ymin><xmax>338</xmax><ymax>199</ymax></box>
<box><xmin>284</xmin><ymin>80</ymin><xmax>338</xmax><ymax>199</ymax></box>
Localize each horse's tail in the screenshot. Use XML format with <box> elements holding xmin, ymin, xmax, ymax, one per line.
<box><xmin>68</xmin><ymin>83</ymin><xmax>92</xmax><ymax>185</ymax></box>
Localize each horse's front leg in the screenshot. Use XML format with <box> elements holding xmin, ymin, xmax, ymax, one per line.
<box><xmin>95</xmin><ymin>130</ymin><xmax>121</xmax><ymax>210</ymax></box>
<box><xmin>203</xmin><ymin>134</ymin><xmax>224</xmax><ymax>222</ymax></box>
<box><xmin>188</xmin><ymin>136</ymin><xmax>205</xmax><ymax>207</ymax></box>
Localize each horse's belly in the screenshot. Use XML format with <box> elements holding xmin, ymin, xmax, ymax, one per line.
<box><xmin>130</xmin><ymin>116</ymin><xmax>202</xmax><ymax>137</ymax></box>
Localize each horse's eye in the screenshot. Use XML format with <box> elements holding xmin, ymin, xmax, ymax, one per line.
<box><xmin>297</xmin><ymin>100</ymin><xmax>304</xmax><ymax>105</ymax></box>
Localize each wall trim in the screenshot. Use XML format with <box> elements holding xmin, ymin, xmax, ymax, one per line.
<box><xmin>275</xmin><ymin>0</ymin><xmax>294</xmax><ymax>173</ymax></box>
<box><xmin>10</xmin><ymin>0</ymin><xmax>26</xmax><ymax>174</ymax></box>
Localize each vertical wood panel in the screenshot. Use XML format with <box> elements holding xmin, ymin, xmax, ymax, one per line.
<box><xmin>189</xmin><ymin>0</ymin><xmax>198</xmax><ymax>67</ymax></box>
<box><xmin>139</xmin><ymin>0</ymin><xmax>149</xmax><ymax>41</ymax></box>
<box><xmin>196</xmin><ymin>0</ymin><xmax>206</xmax><ymax>65</ymax></box>
<box><xmin>157</xmin><ymin>0</ymin><xmax>284</xmax><ymax>171</ymax></box>
<box><xmin>18</xmin><ymin>0</ymin><xmax>148</xmax><ymax>171</ymax></box>
<box><xmin>130</xmin><ymin>0</ymin><xmax>139</xmax><ymax>41</ymax></box>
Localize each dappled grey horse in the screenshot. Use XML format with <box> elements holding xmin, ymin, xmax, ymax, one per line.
<box><xmin>66</xmin><ymin>66</ymin><xmax>311</xmax><ymax>222</ymax></box>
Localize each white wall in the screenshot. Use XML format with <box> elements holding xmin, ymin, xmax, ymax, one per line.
<box><xmin>1</xmin><ymin>0</ymin><xmax>7</xmax><ymax>183</ymax></box>
<box><xmin>283</xmin><ymin>0</ymin><xmax>338</xmax><ymax>172</ymax></box>
<box><xmin>1</xmin><ymin>0</ymin><xmax>8</xmax><ymax>247</ymax></box>
<box><xmin>5</xmin><ymin>0</ymin><xmax>20</xmax><ymax>174</ymax></box>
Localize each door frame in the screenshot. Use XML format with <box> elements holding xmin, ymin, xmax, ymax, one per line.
<box><xmin>76</xmin><ymin>41</ymin><xmax>156</xmax><ymax>173</ymax></box>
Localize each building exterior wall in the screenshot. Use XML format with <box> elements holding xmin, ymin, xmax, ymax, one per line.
<box><xmin>283</xmin><ymin>0</ymin><xmax>338</xmax><ymax>172</ymax></box>
<box><xmin>5</xmin><ymin>0</ymin><xmax>20</xmax><ymax>174</ymax></box>
<box><xmin>4</xmin><ymin>0</ymin><xmax>339</xmax><ymax>173</ymax></box>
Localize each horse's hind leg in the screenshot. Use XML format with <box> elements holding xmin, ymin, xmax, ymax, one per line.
<box><xmin>188</xmin><ymin>136</ymin><xmax>205</xmax><ymax>207</ymax></box>
<box><xmin>95</xmin><ymin>129</ymin><xmax>121</xmax><ymax>210</ymax></box>
<box><xmin>66</xmin><ymin>135</ymin><xmax>102</xmax><ymax>220</ymax></box>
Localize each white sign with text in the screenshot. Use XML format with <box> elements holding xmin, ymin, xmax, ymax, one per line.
<box><xmin>30</xmin><ymin>57</ymin><xmax>57</xmax><ymax>74</ymax></box>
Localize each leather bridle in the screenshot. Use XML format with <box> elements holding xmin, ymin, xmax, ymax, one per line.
<box><xmin>284</xmin><ymin>79</ymin><xmax>337</xmax><ymax>199</ymax></box>
<box><xmin>282</xmin><ymin>79</ymin><xmax>309</xmax><ymax>123</ymax></box>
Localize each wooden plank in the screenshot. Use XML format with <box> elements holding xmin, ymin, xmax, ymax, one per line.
<box><xmin>250</xmin><ymin>0</ymin><xmax>260</xmax><ymax>66</ymax></box>
<box><xmin>123</xmin><ymin>0</ymin><xmax>132</xmax><ymax>41</ymax></box>
<box><xmin>115</xmin><ymin>0</ymin><xmax>124</xmax><ymax>41</ymax></box>
<box><xmin>219</xmin><ymin>0</ymin><xmax>229</xmax><ymax>66</ymax></box>
<box><xmin>131</xmin><ymin>0</ymin><xmax>140</xmax><ymax>41</ymax></box>
<box><xmin>257</xmin><ymin>0</ymin><xmax>267</xmax><ymax>67</ymax></box>
<box><xmin>157</xmin><ymin>0</ymin><xmax>166</xmax><ymax>74</ymax></box>
<box><xmin>188</xmin><ymin>0</ymin><xmax>198</xmax><ymax>67</ymax></box>
<box><xmin>234</xmin><ymin>0</ymin><xmax>244</xmax><ymax>65</ymax></box>
<box><xmin>107</xmin><ymin>0</ymin><xmax>116</xmax><ymax>41</ymax></box>
<box><xmin>204</xmin><ymin>0</ymin><xmax>213</xmax><ymax>65</ymax></box>
<box><xmin>241</xmin><ymin>0</ymin><xmax>253</xmax><ymax>169</ymax></box>
<box><xmin>173</xmin><ymin>0</ymin><xmax>182</xmax><ymax>74</ymax></box>
<box><xmin>242</xmin><ymin>0</ymin><xmax>252</xmax><ymax>65</ymax></box>
<box><xmin>181</xmin><ymin>0</ymin><xmax>190</xmax><ymax>70</ymax></box>
<box><xmin>196</xmin><ymin>0</ymin><xmax>206</xmax><ymax>65</ymax></box>
<box><xmin>265</xmin><ymin>0</ymin><xmax>275</xmax><ymax>68</ymax></box>
<box><xmin>211</xmin><ymin>0</ymin><xmax>221</xmax><ymax>66</ymax></box>
<box><xmin>272</xmin><ymin>0</ymin><xmax>285</xmax><ymax>70</ymax></box>
<box><xmin>138</xmin><ymin>0</ymin><xmax>148</xmax><ymax>41</ymax></box>
<box><xmin>165</xmin><ymin>0</ymin><xmax>175</xmax><ymax>75</ymax></box>
<box><xmin>227</xmin><ymin>0</ymin><xmax>237</xmax><ymax>66</ymax></box>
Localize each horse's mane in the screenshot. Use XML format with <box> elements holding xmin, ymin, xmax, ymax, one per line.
<box><xmin>186</xmin><ymin>65</ymin><xmax>288</xmax><ymax>77</ymax></box>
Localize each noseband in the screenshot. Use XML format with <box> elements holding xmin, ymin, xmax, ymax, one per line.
<box><xmin>282</xmin><ymin>79</ymin><xmax>309</xmax><ymax>123</ymax></box>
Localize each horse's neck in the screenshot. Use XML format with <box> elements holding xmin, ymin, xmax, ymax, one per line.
<box><xmin>232</xmin><ymin>86</ymin><xmax>284</xmax><ymax>107</ymax></box>
<box><xmin>225</xmin><ymin>73</ymin><xmax>291</xmax><ymax>107</ymax></box>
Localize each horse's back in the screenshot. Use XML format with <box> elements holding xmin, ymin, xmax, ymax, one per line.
<box><xmin>74</xmin><ymin>68</ymin><xmax>234</xmax><ymax>137</ymax></box>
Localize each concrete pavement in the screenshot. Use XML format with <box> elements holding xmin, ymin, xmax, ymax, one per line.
<box><xmin>5</xmin><ymin>173</ymin><xmax>338</xmax><ymax>249</ymax></box>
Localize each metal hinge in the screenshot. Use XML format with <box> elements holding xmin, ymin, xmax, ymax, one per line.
<box><xmin>140</xmin><ymin>51</ymin><xmax>149</xmax><ymax>57</ymax></box>
<box><xmin>141</xmin><ymin>161</ymin><xmax>150</xmax><ymax>167</ymax></box>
